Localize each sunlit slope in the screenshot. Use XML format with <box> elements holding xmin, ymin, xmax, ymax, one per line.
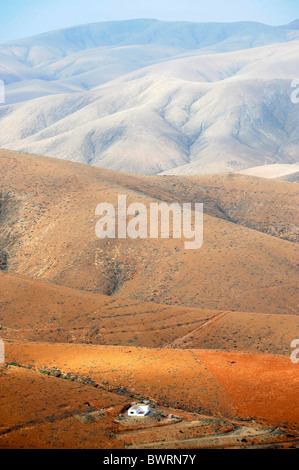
<box><xmin>2</xmin><ymin>362</ymin><xmax>297</xmax><ymax>449</ymax></box>
<box><xmin>0</xmin><ymin>365</ymin><xmax>128</xmax><ymax>449</ymax></box>
<box><xmin>5</xmin><ymin>342</ymin><xmax>299</xmax><ymax>428</ymax></box>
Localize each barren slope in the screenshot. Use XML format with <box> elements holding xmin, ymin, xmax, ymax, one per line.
<box><xmin>1</xmin><ymin>362</ymin><xmax>297</xmax><ymax>449</ymax></box>
<box><xmin>4</xmin><ymin>342</ymin><xmax>299</xmax><ymax>429</ymax></box>
<box><xmin>1</xmin><ymin>271</ymin><xmax>297</xmax><ymax>356</ymax></box>
<box><xmin>0</xmin><ymin>271</ymin><xmax>217</xmax><ymax>348</ymax></box>
<box><xmin>0</xmin><ymin>148</ymin><xmax>297</xmax><ymax>450</ymax></box>
<box><xmin>0</xmin><ymin>149</ymin><xmax>297</xmax><ymax>315</ymax></box>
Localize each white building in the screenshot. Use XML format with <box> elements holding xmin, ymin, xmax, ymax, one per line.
<box><xmin>128</xmin><ymin>403</ymin><xmax>150</xmax><ymax>417</ymax></box>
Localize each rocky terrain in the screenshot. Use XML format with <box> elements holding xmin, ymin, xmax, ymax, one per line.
<box><xmin>0</xmin><ymin>148</ymin><xmax>298</xmax><ymax>448</ymax></box>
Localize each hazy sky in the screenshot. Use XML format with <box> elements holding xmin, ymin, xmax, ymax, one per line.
<box><xmin>0</xmin><ymin>0</ymin><xmax>298</xmax><ymax>42</ymax></box>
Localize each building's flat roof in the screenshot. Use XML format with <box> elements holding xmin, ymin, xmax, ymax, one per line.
<box><xmin>129</xmin><ymin>405</ymin><xmax>140</xmax><ymax>411</ymax></box>
<box><xmin>129</xmin><ymin>404</ymin><xmax>150</xmax><ymax>411</ymax></box>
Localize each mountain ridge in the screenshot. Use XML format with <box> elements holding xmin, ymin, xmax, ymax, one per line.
<box><xmin>0</xmin><ymin>19</ymin><xmax>298</xmax><ymax>175</ymax></box>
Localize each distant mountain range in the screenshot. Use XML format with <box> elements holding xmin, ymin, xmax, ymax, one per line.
<box><xmin>0</xmin><ymin>18</ymin><xmax>298</xmax><ymax>175</ymax></box>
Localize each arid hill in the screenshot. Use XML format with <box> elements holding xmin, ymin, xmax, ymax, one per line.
<box><xmin>0</xmin><ymin>148</ymin><xmax>297</xmax><ymax>315</ymax></box>
<box><xmin>0</xmin><ymin>271</ymin><xmax>298</xmax><ymax>356</ymax></box>
<box><xmin>4</xmin><ymin>342</ymin><xmax>299</xmax><ymax>431</ymax></box>
<box><xmin>2</xmin><ymin>360</ymin><xmax>298</xmax><ymax>449</ymax></box>
<box><xmin>0</xmin><ymin>148</ymin><xmax>298</xmax><ymax>449</ymax></box>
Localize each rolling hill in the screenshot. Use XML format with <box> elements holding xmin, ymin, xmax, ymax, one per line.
<box><xmin>0</xmin><ymin>149</ymin><xmax>298</xmax><ymax>448</ymax></box>
<box><xmin>4</xmin><ymin>341</ymin><xmax>299</xmax><ymax>430</ymax></box>
<box><xmin>2</xmin><ymin>355</ymin><xmax>298</xmax><ymax>449</ymax></box>
<box><xmin>0</xmin><ymin>18</ymin><xmax>298</xmax><ymax>450</ymax></box>
<box><xmin>1</xmin><ymin>271</ymin><xmax>298</xmax><ymax>356</ymax></box>
<box><xmin>0</xmin><ymin>148</ymin><xmax>297</xmax><ymax>315</ymax></box>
